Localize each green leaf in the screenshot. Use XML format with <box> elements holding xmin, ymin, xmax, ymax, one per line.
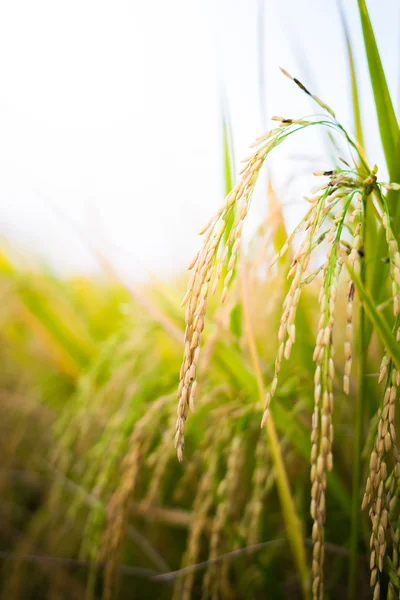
<box><xmin>221</xmin><ymin>101</ymin><xmax>236</xmax><ymax>246</ymax></box>
<box><xmin>356</xmin><ymin>0</ymin><xmax>400</xmax><ymax>342</ymax></box>
<box><xmin>347</xmin><ymin>262</ymin><xmax>400</xmax><ymax>368</ymax></box>
<box><xmin>223</xmin><ymin>116</ymin><xmax>235</xmax><ymax>197</ymax></box>
<box><xmin>338</xmin><ymin>0</ymin><xmax>364</xmax><ymax>149</ymax></box>
<box><xmin>230</xmin><ymin>303</ymin><xmax>242</xmax><ymax>337</ymax></box>
<box><xmin>357</xmin><ymin>0</ymin><xmax>399</xmax><ymax>171</ymax></box>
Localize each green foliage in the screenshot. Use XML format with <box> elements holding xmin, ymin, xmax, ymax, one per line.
<box><xmin>0</xmin><ymin>241</ymin><xmax>370</xmax><ymax>599</ymax></box>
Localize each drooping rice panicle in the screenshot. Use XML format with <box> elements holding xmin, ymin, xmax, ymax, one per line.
<box><xmin>362</xmin><ymin>315</ymin><xmax>400</xmax><ymax>599</ymax></box>
<box><xmin>176</xmin><ymin>107</ymin><xmax>327</xmax><ymax>462</ymax></box>
<box><xmin>144</xmin><ymin>415</ymin><xmax>176</xmax><ymax>507</ymax></box>
<box><xmin>202</xmin><ymin>434</ymin><xmax>244</xmax><ymax>600</ymax></box>
<box><xmin>241</xmin><ymin>430</ymin><xmax>272</xmax><ymax>547</ymax></box>
<box><xmin>175</xmin><ymin>69</ymin><xmax>351</xmax><ymax>463</ymax></box>
<box><xmin>101</xmin><ymin>396</ymin><xmax>168</xmax><ymax>600</ymax></box>
<box><xmin>310</xmin><ymin>240</ymin><xmax>344</xmax><ymax>599</ymax></box>
<box><xmin>387</xmin><ymin>459</ymin><xmax>400</xmax><ymax>599</ymax></box>
<box><xmin>172</xmin><ymin>446</ymin><xmax>219</xmax><ymax>600</ymax></box>
<box><xmin>343</xmin><ymin>194</ymin><xmax>363</xmax><ymax>394</ymax></box>
<box><xmin>262</xmin><ymin>203</ymin><xmax>322</xmax><ymax>428</ymax></box>
<box><xmin>178</xmin><ymin>69</ymin><xmax>400</xmax><ymax>598</ymax></box>
<box><xmin>102</xmin><ymin>444</ymin><xmax>140</xmax><ymax>600</ymax></box>
<box><xmin>363</xmin><ymin>384</ymin><xmax>396</xmax><ymax>598</ymax></box>
<box><xmin>361</xmin><ymin>185</ymin><xmax>400</xmax><ymax>585</ymax></box>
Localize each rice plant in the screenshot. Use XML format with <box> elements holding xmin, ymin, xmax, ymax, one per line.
<box><xmin>176</xmin><ymin>2</ymin><xmax>400</xmax><ymax>599</ymax></box>
<box><xmin>0</xmin><ymin>2</ymin><xmax>399</xmax><ymax>600</ymax></box>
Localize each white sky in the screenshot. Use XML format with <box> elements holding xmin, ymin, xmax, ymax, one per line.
<box><xmin>0</xmin><ymin>0</ymin><xmax>398</xmax><ymax>279</ymax></box>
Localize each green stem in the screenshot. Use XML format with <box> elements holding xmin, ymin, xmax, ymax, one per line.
<box><xmin>239</xmin><ymin>258</ymin><xmax>310</xmax><ymax>599</ymax></box>
<box><xmin>348</xmin><ymin>195</ymin><xmax>367</xmax><ymax>599</ymax></box>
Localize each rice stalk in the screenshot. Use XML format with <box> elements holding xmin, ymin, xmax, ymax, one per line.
<box><xmin>172</xmin><ymin>445</ymin><xmax>220</xmax><ymax>600</ymax></box>
<box><xmin>240</xmin><ymin>256</ymin><xmax>310</xmax><ymax>597</ymax></box>
<box><xmin>101</xmin><ymin>394</ymin><xmax>170</xmax><ymax>600</ymax></box>
<box><xmin>201</xmin><ymin>434</ymin><xmax>243</xmax><ymax>600</ymax></box>
<box><xmin>178</xmin><ymin>69</ymin><xmax>400</xmax><ymax>598</ymax></box>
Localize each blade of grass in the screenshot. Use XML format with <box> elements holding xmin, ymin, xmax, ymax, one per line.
<box><xmin>267</xmin><ymin>181</ymin><xmax>288</xmax><ymax>257</ymax></box>
<box><xmin>239</xmin><ymin>257</ymin><xmax>310</xmax><ymax>599</ymax></box>
<box><xmin>357</xmin><ymin>0</ymin><xmax>399</xmax><ymax>168</ymax></box>
<box><xmin>357</xmin><ymin>0</ymin><xmax>400</xmax><ymax>345</ymax></box>
<box><xmin>221</xmin><ymin>98</ymin><xmax>236</xmax><ymax>247</ymax></box>
<box><xmin>346</xmin><ymin>262</ymin><xmax>400</xmax><ymax>368</ymax></box>
<box><xmin>16</xmin><ymin>279</ymin><xmax>95</xmax><ymax>370</ymax></box>
<box><xmin>338</xmin><ymin>0</ymin><xmax>364</xmax><ymax>151</ymax></box>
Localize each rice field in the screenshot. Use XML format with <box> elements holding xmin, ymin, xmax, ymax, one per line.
<box><xmin>1</xmin><ymin>1</ymin><xmax>400</xmax><ymax>599</ymax></box>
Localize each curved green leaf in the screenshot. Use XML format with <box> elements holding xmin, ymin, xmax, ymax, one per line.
<box><xmin>347</xmin><ymin>262</ymin><xmax>400</xmax><ymax>368</ymax></box>
<box><xmin>357</xmin><ymin>0</ymin><xmax>399</xmax><ymax>170</ymax></box>
<box><xmin>338</xmin><ymin>0</ymin><xmax>364</xmax><ymax>149</ymax></box>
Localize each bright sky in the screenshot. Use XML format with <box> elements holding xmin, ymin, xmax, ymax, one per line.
<box><xmin>0</xmin><ymin>0</ymin><xmax>398</xmax><ymax>279</ymax></box>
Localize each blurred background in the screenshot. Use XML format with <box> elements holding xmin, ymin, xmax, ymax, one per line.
<box><xmin>0</xmin><ymin>0</ymin><xmax>397</xmax><ymax>279</ymax></box>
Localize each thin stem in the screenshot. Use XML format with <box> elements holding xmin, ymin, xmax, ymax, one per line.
<box><xmin>348</xmin><ymin>194</ymin><xmax>367</xmax><ymax>599</ymax></box>
<box><xmin>239</xmin><ymin>257</ymin><xmax>310</xmax><ymax>599</ymax></box>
